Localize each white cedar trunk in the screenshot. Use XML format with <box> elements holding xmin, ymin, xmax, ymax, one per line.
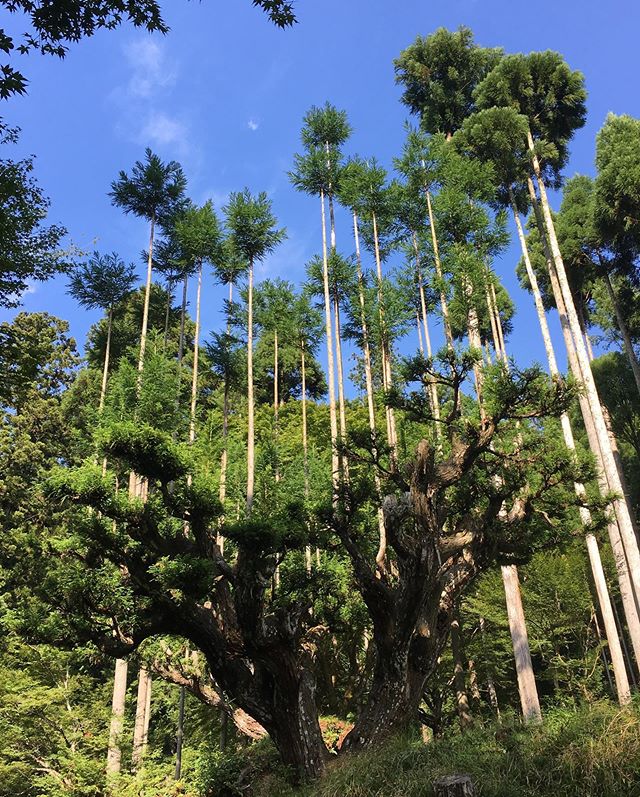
<box><xmin>189</xmin><ymin>261</ymin><xmax>203</xmax><ymax>446</ymax></box>
<box><xmin>513</xmin><ymin>202</ymin><xmax>631</xmax><ymax>701</ymax></box>
<box><xmin>352</xmin><ymin>210</ymin><xmax>386</xmax><ymax>563</ymax></box>
<box><xmin>333</xmin><ymin>293</ymin><xmax>349</xmax><ymax>468</ymax></box>
<box><xmin>485</xmin><ymin>281</ymin><xmax>503</xmax><ymax>364</ymax></box>
<box><xmin>371</xmin><ymin>210</ymin><xmax>398</xmax><ymax>465</ymax></box>
<box><xmin>132</xmin><ymin>667</ymin><xmax>151</xmax><ymax>767</ymax></box>
<box><xmin>99</xmin><ymin>307</ymin><xmax>113</xmax><ymax>413</ymax></box>
<box><xmin>490</xmin><ymin>281</ymin><xmax>507</xmax><ymax>362</ymax></box>
<box><xmin>480</xmin><ymin>279</ymin><xmax>542</xmax><ymax>722</ymax></box>
<box><xmin>301</xmin><ymin>340</ymin><xmax>309</xmax><ymax>496</ymax></box>
<box><xmin>218</xmin><ymin>281</ymin><xmax>233</xmax><ymax>551</ymax></box>
<box><xmin>602</xmin><ymin>267</ymin><xmax>640</xmax><ymax>396</ymax></box>
<box><xmin>527</xmin><ymin>151</ymin><xmax>640</xmax><ymax>611</ymax></box>
<box><xmin>425</xmin><ymin>188</ymin><xmax>454</xmax><ymax>349</ymax></box>
<box><xmin>586</xmin><ymin>533</ymin><xmax>631</xmax><ymax>703</ymax></box>
<box><xmin>106</xmin><ymin>658</ymin><xmax>128</xmax><ymax>775</ymax></box>
<box><xmin>273</xmin><ymin>327</ymin><xmax>281</xmax><ymax>484</ymax></box>
<box><xmin>501</xmin><ymin>564</ymin><xmax>542</xmax><ymax>724</ymax></box>
<box><xmin>527</xmin><ymin>176</ymin><xmax>640</xmax><ymax>668</ymax></box>
<box><xmin>246</xmin><ymin>259</ymin><xmax>255</xmax><ymax>515</ymax></box>
<box><xmin>137</xmin><ymin>214</ymin><xmax>156</xmax><ymax>377</ymax></box>
<box><xmin>320</xmin><ymin>190</ymin><xmax>339</xmax><ymax>493</ymax></box>
<box><xmin>413</xmin><ymin>231</ymin><xmax>441</xmax><ymax>431</ymax></box>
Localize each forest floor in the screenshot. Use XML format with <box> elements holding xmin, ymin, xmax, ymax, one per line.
<box><xmin>234</xmin><ymin>700</ymin><xmax>640</xmax><ymax>797</ymax></box>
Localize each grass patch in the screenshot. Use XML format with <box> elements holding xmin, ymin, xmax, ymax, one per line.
<box><xmin>243</xmin><ymin>700</ymin><xmax>640</xmax><ymax>797</ymax></box>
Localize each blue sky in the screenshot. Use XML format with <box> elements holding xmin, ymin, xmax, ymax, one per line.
<box><xmin>2</xmin><ymin>0</ymin><xmax>639</xmax><ymax>389</ymax></box>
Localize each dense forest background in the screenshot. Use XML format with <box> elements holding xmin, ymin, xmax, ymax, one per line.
<box><xmin>2</xmin><ymin>3</ymin><xmax>640</xmax><ymax>796</ymax></box>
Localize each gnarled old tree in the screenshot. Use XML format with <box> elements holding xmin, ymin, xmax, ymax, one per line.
<box><xmin>46</xmin><ymin>352</ymin><xmax>587</xmax><ymax>781</ymax></box>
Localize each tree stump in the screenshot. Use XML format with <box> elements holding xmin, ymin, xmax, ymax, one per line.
<box><xmin>433</xmin><ymin>774</ymin><xmax>476</xmax><ymax>796</ymax></box>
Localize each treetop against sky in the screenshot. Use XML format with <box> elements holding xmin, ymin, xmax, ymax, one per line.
<box><xmin>2</xmin><ymin>0</ymin><xmax>639</xmax><ymax>383</ymax></box>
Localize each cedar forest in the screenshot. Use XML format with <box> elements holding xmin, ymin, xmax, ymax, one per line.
<box><xmin>2</xmin><ymin>2</ymin><xmax>640</xmax><ymax>796</ymax></box>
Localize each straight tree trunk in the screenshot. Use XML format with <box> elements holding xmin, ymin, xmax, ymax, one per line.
<box><xmin>189</xmin><ymin>261</ymin><xmax>203</xmax><ymax>446</ymax></box>
<box><xmin>528</xmin><ymin>136</ymin><xmax>640</xmax><ymax>609</ymax></box>
<box><xmin>425</xmin><ymin>187</ymin><xmax>454</xmax><ymax>349</ymax></box>
<box><xmin>99</xmin><ymin>307</ymin><xmax>113</xmax><ymax>413</ymax></box>
<box><xmin>218</xmin><ymin>280</ymin><xmax>234</xmax><ymax>551</ymax></box>
<box><xmin>333</xmin><ymin>293</ymin><xmax>349</xmax><ymax>464</ymax></box>
<box><xmin>413</xmin><ymin>231</ymin><xmax>441</xmax><ymax>432</ymax></box>
<box><xmin>501</xmin><ymin>564</ymin><xmax>542</xmax><ymax>723</ymax></box>
<box><xmin>352</xmin><ymin>210</ymin><xmax>386</xmax><ymax>564</ymax></box>
<box><xmin>513</xmin><ymin>199</ymin><xmax>631</xmax><ymax>702</ymax></box>
<box><xmin>163</xmin><ymin>280</ymin><xmax>173</xmax><ymax>351</ymax></box>
<box><xmin>320</xmin><ymin>190</ymin><xmax>340</xmax><ymax>494</ymax></box>
<box><xmin>246</xmin><ymin>259</ymin><xmax>256</xmax><ymax>515</ymax></box>
<box><xmin>529</xmin><ymin>155</ymin><xmax>640</xmax><ymax>602</ymax></box>
<box><xmin>176</xmin><ymin>273</ymin><xmax>189</xmax><ymax>405</ymax></box>
<box><xmin>106</xmin><ymin>658</ymin><xmax>128</xmax><ymax>776</ymax></box>
<box><xmin>601</xmin><ymin>266</ymin><xmax>640</xmax><ymax>396</ymax></box>
<box><xmin>478</xmin><ymin>274</ymin><xmax>542</xmax><ymax>722</ymax></box>
<box><xmin>132</xmin><ymin>667</ymin><xmax>152</xmax><ymax>768</ymax></box>
<box><xmin>137</xmin><ymin>214</ymin><xmax>156</xmax><ymax>378</ymax></box>
<box><xmin>526</xmin><ymin>176</ymin><xmax>640</xmax><ymax>670</ymax></box>
<box><xmin>371</xmin><ymin>210</ymin><xmax>398</xmax><ymax>466</ymax></box>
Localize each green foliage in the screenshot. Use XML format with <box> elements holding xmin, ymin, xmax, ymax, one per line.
<box><xmin>394</xmin><ymin>27</ymin><xmax>502</xmax><ymax>135</ymax></box>
<box><xmin>0</xmin><ymin>127</ymin><xmax>71</xmax><ymax>306</ymax></box>
<box><xmin>110</xmin><ymin>148</ymin><xmax>187</xmax><ymax>225</ymax></box>
<box><xmin>68</xmin><ymin>250</ymin><xmax>138</xmax><ymax>311</ymax></box>
<box><xmin>224</xmin><ymin>189</ymin><xmax>285</xmax><ymax>265</ymax></box>
<box><xmin>594</xmin><ymin>113</ymin><xmax>640</xmax><ymax>265</ymax></box>
<box><xmin>0</xmin><ymin>312</ymin><xmax>79</xmax><ymax>411</ymax></box>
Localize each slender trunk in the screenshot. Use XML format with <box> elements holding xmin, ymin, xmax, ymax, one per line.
<box><xmin>176</xmin><ymin>273</ymin><xmax>189</xmax><ymax>405</ymax></box>
<box><xmin>413</xmin><ymin>231</ymin><xmax>441</xmax><ymax>431</ymax></box>
<box><xmin>527</xmin><ymin>162</ymin><xmax>640</xmax><ymax>617</ymax></box>
<box><xmin>273</xmin><ymin>327</ymin><xmax>280</xmax><ymax>482</ymax></box>
<box><xmin>425</xmin><ymin>188</ymin><xmax>453</xmax><ymax>349</ymax></box>
<box><xmin>301</xmin><ymin>341</ymin><xmax>309</xmax><ymax>496</ymax></box>
<box><xmin>527</xmin><ymin>176</ymin><xmax>640</xmax><ymax>669</ymax></box>
<box><xmin>501</xmin><ymin>564</ymin><xmax>542</xmax><ymax>723</ymax></box>
<box><xmin>99</xmin><ymin>307</ymin><xmax>113</xmax><ymax>413</ymax></box>
<box><xmin>586</xmin><ymin>533</ymin><xmax>631</xmax><ymax>703</ymax></box>
<box><xmin>464</xmin><ymin>277</ymin><xmax>485</xmax><ymax>414</ymax></box>
<box><xmin>333</xmin><ymin>292</ymin><xmax>349</xmax><ymax>468</ymax></box>
<box><xmin>481</xmin><ymin>270</ymin><xmax>542</xmax><ymax>720</ymax></box>
<box><xmin>372</xmin><ymin>210</ymin><xmax>398</xmax><ymax>466</ymax></box>
<box><xmin>602</xmin><ymin>266</ymin><xmax>640</xmax><ymax>396</ymax></box>
<box><xmin>320</xmin><ymin>190</ymin><xmax>339</xmax><ymax>494</ymax></box>
<box><xmin>189</xmin><ymin>261</ymin><xmax>203</xmax><ymax>446</ymax></box>
<box><xmin>353</xmin><ymin>210</ymin><xmax>386</xmax><ymax>564</ymax></box>
<box><xmin>163</xmin><ymin>281</ymin><xmax>172</xmax><ymax>351</ymax></box>
<box><xmin>490</xmin><ymin>281</ymin><xmax>507</xmax><ymax>362</ymax></box>
<box><xmin>218</xmin><ymin>281</ymin><xmax>233</xmax><ymax>549</ymax></box>
<box><xmin>137</xmin><ymin>214</ymin><xmax>156</xmax><ymax>377</ymax></box>
<box><xmin>451</xmin><ymin>614</ymin><xmax>472</xmax><ymax>729</ymax></box>
<box><xmin>301</xmin><ymin>341</ymin><xmax>312</xmax><ymax>574</ymax></box>
<box><xmin>513</xmin><ymin>199</ymin><xmax>631</xmax><ymax>700</ymax></box>
<box><xmin>132</xmin><ymin>667</ymin><xmax>151</xmax><ymax>768</ymax></box>
<box><xmin>106</xmin><ymin>659</ymin><xmax>128</xmax><ymax>776</ymax></box>
<box><xmin>174</xmin><ymin>686</ymin><xmax>186</xmax><ymax>779</ymax></box>
<box><xmin>246</xmin><ymin>259</ymin><xmax>255</xmax><ymax>515</ymax></box>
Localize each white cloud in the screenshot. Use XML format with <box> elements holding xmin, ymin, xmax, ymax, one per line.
<box><xmin>138</xmin><ymin>112</ymin><xmax>188</xmax><ymax>148</ymax></box>
<box><xmin>247</xmin><ymin>118</ymin><xmax>260</xmax><ymax>132</ymax></box>
<box><xmin>110</xmin><ymin>37</ymin><xmax>192</xmax><ymax>156</ymax></box>
<box><xmin>123</xmin><ymin>38</ymin><xmax>176</xmax><ymax>99</ymax></box>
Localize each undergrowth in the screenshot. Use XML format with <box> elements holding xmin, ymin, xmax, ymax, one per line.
<box><xmin>210</xmin><ymin>700</ymin><xmax>640</xmax><ymax>797</ymax></box>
